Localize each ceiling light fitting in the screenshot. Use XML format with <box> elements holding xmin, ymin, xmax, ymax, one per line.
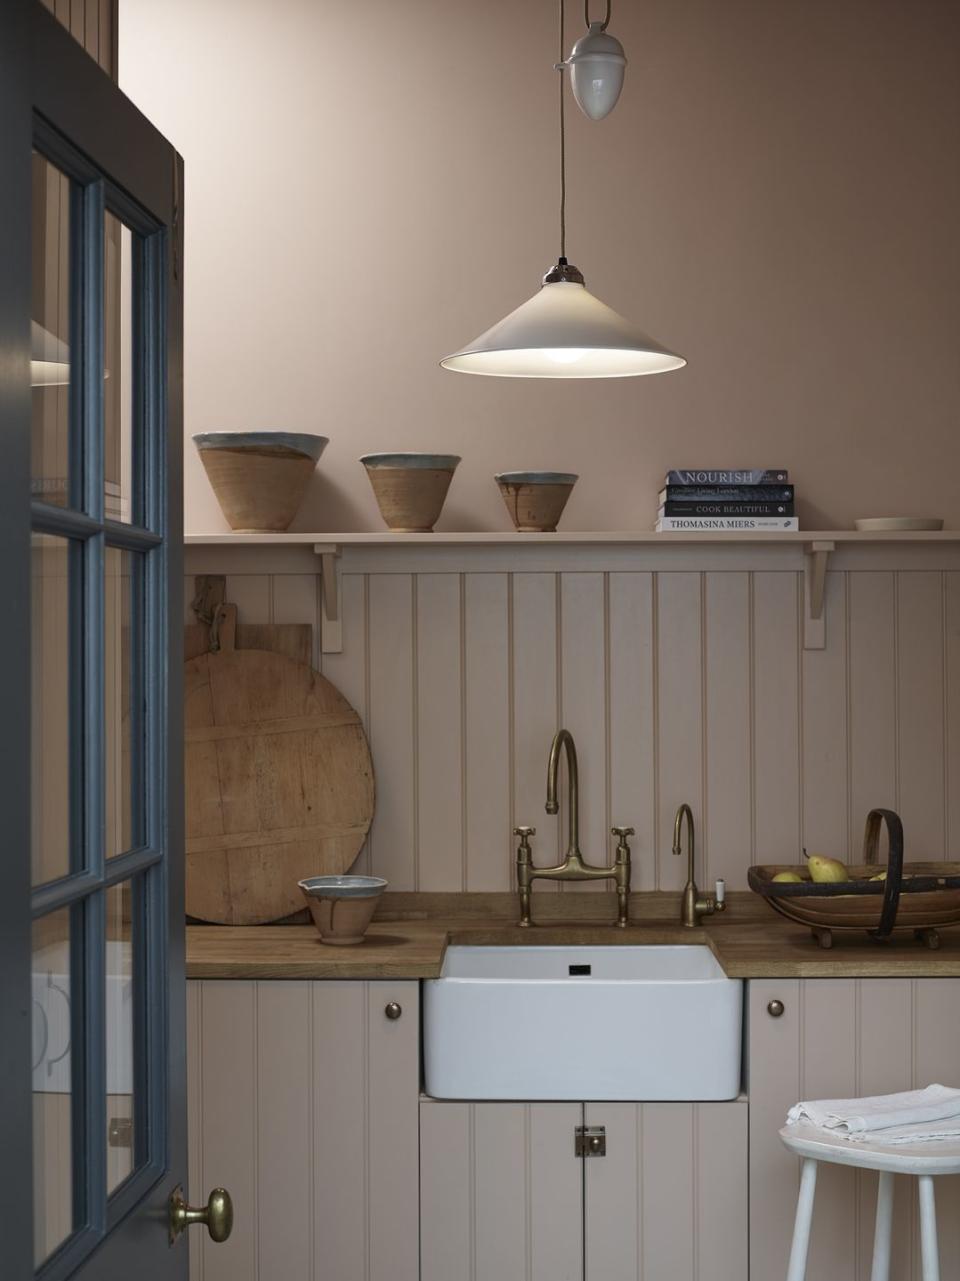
<box><xmin>440</xmin><ymin>0</ymin><xmax>684</xmax><ymax>380</ymax></box>
<box><xmin>561</xmin><ymin>0</ymin><xmax>627</xmax><ymax>122</ymax></box>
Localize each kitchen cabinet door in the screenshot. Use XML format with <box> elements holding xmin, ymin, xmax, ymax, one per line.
<box><xmin>748</xmin><ymin>978</ymin><xmax>960</xmax><ymax>1281</ymax></box>
<box><xmin>420</xmin><ymin>1100</ymin><xmax>583</xmax><ymax>1281</ymax></box>
<box><xmin>186</xmin><ymin>979</ymin><xmax>419</xmax><ymax>1281</ymax></box>
<box><xmin>583</xmin><ymin>1102</ymin><xmax>748</xmax><ymax>1281</ymax></box>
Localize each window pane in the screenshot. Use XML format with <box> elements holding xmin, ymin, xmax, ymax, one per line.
<box><xmin>32</xmin><ymin>908</ymin><xmax>75</xmax><ymax>1265</ymax></box>
<box><xmin>106</xmin><ymin>548</ymin><xmax>143</xmax><ymax>858</ymax></box>
<box><xmin>32</xmin><ymin>534</ymin><xmax>78</xmax><ymax>885</ymax></box>
<box><xmin>31</xmin><ymin>152</ymin><xmax>73</xmax><ymax>508</ymax></box>
<box><xmin>106</xmin><ymin>880</ymin><xmax>139</xmax><ymax>1194</ymax></box>
<box><xmin>104</xmin><ymin>213</ymin><xmax>135</xmax><ymax>523</ymax></box>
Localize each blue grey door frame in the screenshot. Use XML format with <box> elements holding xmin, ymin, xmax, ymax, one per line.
<box><xmin>0</xmin><ymin>4</ymin><xmax>185</xmax><ymax>1279</ymax></box>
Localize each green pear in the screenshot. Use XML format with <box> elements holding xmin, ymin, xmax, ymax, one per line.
<box><xmin>772</xmin><ymin>871</ymin><xmax>804</xmax><ymax>883</ymax></box>
<box><xmin>806</xmin><ymin>853</ymin><xmax>849</xmax><ymax>884</ymax></box>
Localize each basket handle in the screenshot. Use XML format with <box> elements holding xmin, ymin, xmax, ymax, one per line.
<box><xmin>862</xmin><ymin>808</ymin><xmax>904</xmax><ymax>940</ymax></box>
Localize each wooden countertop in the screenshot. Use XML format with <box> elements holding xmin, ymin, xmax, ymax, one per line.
<box><xmin>186</xmin><ymin>910</ymin><xmax>960</xmax><ymax>980</ymax></box>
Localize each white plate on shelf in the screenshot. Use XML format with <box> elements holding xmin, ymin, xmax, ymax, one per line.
<box><xmin>854</xmin><ymin>517</ymin><xmax>944</xmax><ymax>532</ymax></box>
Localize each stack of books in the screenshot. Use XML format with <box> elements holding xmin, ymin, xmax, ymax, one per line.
<box><xmin>655</xmin><ymin>468</ymin><xmax>798</xmax><ymax>532</ymax></box>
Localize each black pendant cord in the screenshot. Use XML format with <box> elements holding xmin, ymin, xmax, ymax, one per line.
<box><xmin>558</xmin><ymin>0</ymin><xmax>567</xmax><ymax>262</ymax></box>
<box><xmin>584</xmin><ymin>0</ymin><xmax>611</xmax><ymax>30</ymax></box>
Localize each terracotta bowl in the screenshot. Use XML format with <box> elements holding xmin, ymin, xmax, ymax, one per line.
<box><xmin>298</xmin><ymin>875</ymin><xmax>387</xmax><ymax>946</ymax></box>
<box><xmin>360</xmin><ymin>453</ymin><xmax>460</xmax><ymax>532</ymax></box>
<box><xmin>194</xmin><ymin>432</ymin><xmax>327</xmax><ymax>532</ymax></box>
<box><xmin>495</xmin><ymin>471</ymin><xmax>578</xmax><ymax>532</ymax></box>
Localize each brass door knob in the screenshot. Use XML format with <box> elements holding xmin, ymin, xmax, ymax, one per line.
<box><xmin>169</xmin><ymin>1185</ymin><xmax>233</xmax><ymax>1244</ymax></box>
<box><xmin>385</xmin><ymin>1001</ymin><xmax>402</xmax><ymax>1021</ymax></box>
<box><xmin>767</xmin><ymin>999</ymin><xmax>785</xmax><ymax>1018</ymax></box>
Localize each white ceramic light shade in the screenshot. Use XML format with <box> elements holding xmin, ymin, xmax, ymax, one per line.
<box><xmin>567</xmin><ymin>23</ymin><xmax>627</xmax><ymax>121</ymax></box>
<box><xmin>440</xmin><ymin>279</ymin><xmax>685</xmax><ymax>378</ymax></box>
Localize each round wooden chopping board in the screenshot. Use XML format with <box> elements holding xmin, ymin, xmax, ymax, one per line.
<box><xmin>184</xmin><ymin>605</ymin><xmax>375</xmax><ymax>924</ymax></box>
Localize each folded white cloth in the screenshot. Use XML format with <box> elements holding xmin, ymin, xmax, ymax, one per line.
<box><xmin>837</xmin><ymin>1118</ymin><xmax>960</xmax><ymax>1146</ymax></box>
<box><xmin>787</xmin><ymin>1084</ymin><xmax>960</xmax><ymax>1141</ymax></box>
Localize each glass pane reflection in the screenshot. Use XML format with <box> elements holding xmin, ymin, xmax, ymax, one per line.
<box><xmin>32</xmin><ymin>908</ymin><xmax>74</xmax><ymax>1266</ymax></box>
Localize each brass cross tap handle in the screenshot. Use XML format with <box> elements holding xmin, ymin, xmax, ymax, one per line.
<box><xmin>169</xmin><ymin>1185</ymin><xmax>234</xmax><ymax>1245</ymax></box>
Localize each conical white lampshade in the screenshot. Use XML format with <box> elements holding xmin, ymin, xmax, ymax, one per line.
<box><xmin>441</xmin><ymin>270</ymin><xmax>685</xmax><ymax>379</ymax></box>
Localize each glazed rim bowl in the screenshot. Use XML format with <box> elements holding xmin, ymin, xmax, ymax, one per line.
<box><xmin>360</xmin><ymin>453</ymin><xmax>461</xmax><ymax>533</ymax></box>
<box><xmin>193</xmin><ymin>432</ymin><xmax>329</xmax><ymax>532</ymax></box>
<box><xmin>298</xmin><ymin>876</ymin><xmax>388</xmax><ymax>946</ymax></box>
<box><xmin>494</xmin><ymin>471</ymin><xmax>578</xmax><ymax>485</ymax></box>
<box><xmin>495</xmin><ymin>471</ymin><xmax>579</xmax><ymax>532</ymax></box>
<box><xmin>194</xmin><ymin>431</ymin><xmax>329</xmax><ymax>462</ymax></box>
<box><xmin>360</xmin><ymin>452</ymin><xmax>461</xmax><ymax>470</ymax></box>
<box><xmin>298</xmin><ymin>875</ymin><xmax>388</xmax><ymax>899</ymax></box>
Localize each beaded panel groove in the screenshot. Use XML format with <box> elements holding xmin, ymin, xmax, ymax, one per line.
<box><xmin>183</xmin><ymin>550</ymin><xmax>960</xmax><ymax>892</ymax></box>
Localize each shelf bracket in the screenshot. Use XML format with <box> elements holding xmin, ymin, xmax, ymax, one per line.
<box><xmin>803</xmin><ymin>540</ymin><xmax>834</xmax><ymax>650</ymax></box>
<box><xmin>313</xmin><ymin>543</ymin><xmax>342</xmax><ymax>654</ymax></box>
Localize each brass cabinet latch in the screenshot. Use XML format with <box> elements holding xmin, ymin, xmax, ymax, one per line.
<box><xmin>575</xmin><ymin>1125</ymin><xmax>606</xmax><ymax>1157</ymax></box>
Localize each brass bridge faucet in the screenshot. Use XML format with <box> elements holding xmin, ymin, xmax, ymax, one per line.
<box><xmin>672</xmin><ymin>802</ymin><xmax>726</xmax><ymax>927</ymax></box>
<box><xmin>515</xmin><ymin>729</ymin><xmax>634</xmax><ymax>928</ymax></box>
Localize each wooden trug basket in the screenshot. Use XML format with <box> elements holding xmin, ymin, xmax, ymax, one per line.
<box><xmin>748</xmin><ymin>808</ymin><xmax>960</xmax><ymax>949</ymax></box>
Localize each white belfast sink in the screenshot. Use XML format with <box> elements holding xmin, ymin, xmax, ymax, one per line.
<box><xmin>423</xmin><ymin>945</ymin><xmax>743</xmax><ymax>1101</ymax></box>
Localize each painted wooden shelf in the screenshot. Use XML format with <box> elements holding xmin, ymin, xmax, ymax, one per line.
<box><xmin>183</xmin><ymin>529</ymin><xmax>960</xmax><ymax>655</ymax></box>
<box><xmin>185</xmin><ymin>529</ymin><xmax>959</xmax><ymax>546</ymax></box>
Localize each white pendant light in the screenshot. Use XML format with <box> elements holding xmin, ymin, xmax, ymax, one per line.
<box><xmin>441</xmin><ymin>260</ymin><xmax>684</xmax><ymax>378</ymax></box>
<box><xmin>563</xmin><ymin>2</ymin><xmax>627</xmax><ymax>122</ymax></box>
<box><xmin>441</xmin><ymin>0</ymin><xmax>684</xmax><ymax>381</ymax></box>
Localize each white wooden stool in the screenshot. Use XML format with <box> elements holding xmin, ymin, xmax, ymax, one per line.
<box><xmin>780</xmin><ymin>1123</ymin><xmax>960</xmax><ymax>1281</ymax></box>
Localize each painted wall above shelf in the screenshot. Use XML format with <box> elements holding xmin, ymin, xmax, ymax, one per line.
<box><xmin>183</xmin><ymin>530</ymin><xmax>960</xmax><ymax>655</ymax></box>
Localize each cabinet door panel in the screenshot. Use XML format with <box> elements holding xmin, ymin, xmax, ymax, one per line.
<box><xmin>747</xmin><ymin>979</ymin><xmax>801</xmax><ymax>1281</ymax></box>
<box><xmin>420</xmin><ymin>1100</ymin><xmax>582</xmax><ymax>1281</ymax></box>
<box><xmin>187</xmin><ymin>979</ymin><xmax>419</xmax><ymax>1281</ymax></box>
<box><xmin>366</xmin><ymin>981</ymin><xmax>420</xmax><ymax>1281</ymax></box>
<box><xmin>584</xmin><ymin>1101</ymin><xmax>747</xmax><ymax>1281</ymax></box>
<box><xmin>748</xmin><ymin>978</ymin><xmax>960</xmax><ymax>1281</ymax></box>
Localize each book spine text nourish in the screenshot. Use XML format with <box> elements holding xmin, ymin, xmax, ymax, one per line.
<box><xmin>664</xmin><ymin>469</ymin><xmax>788</xmax><ymax>485</ymax></box>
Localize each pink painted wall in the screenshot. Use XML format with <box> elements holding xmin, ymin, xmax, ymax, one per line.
<box><xmin>120</xmin><ymin>0</ymin><xmax>960</xmax><ymax>534</ymax></box>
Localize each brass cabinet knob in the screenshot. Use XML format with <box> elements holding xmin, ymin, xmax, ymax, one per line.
<box><xmin>589</xmin><ymin>1134</ymin><xmax>603</xmax><ymax>1154</ymax></box>
<box><xmin>385</xmin><ymin>1001</ymin><xmax>402</xmax><ymax>1021</ymax></box>
<box><xmin>168</xmin><ymin>1185</ymin><xmax>233</xmax><ymax>1244</ymax></box>
<box><xmin>767</xmin><ymin>999</ymin><xmax>785</xmax><ymax>1018</ymax></box>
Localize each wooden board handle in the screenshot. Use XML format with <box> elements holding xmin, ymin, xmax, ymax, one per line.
<box><xmin>213</xmin><ymin>603</ymin><xmax>237</xmax><ymax>653</ymax></box>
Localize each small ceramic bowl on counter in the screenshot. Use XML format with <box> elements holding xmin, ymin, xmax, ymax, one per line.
<box><xmin>298</xmin><ymin>875</ymin><xmax>388</xmax><ymax>945</ymax></box>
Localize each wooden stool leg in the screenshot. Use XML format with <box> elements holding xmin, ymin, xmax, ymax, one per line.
<box><xmin>870</xmin><ymin>1171</ymin><xmax>894</xmax><ymax>1281</ymax></box>
<box><xmin>918</xmin><ymin>1175</ymin><xmax>941</xmax><ymax>1281</ymax></box>
<box><xmin>786</xmin><ymin>1159</ymin><xmax>818</xmax><ymax>1281</ymax></box>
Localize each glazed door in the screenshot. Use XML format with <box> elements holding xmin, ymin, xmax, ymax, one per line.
<box><xmin>0</xmin><ymin>4</ymin><xmax>187</xmax><ymax>1280</ymax></box>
